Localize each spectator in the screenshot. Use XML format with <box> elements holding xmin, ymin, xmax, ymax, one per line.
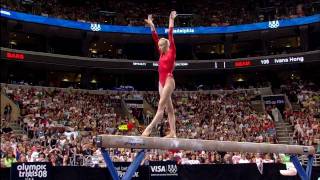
<box><xmin>4</xmin><ymin>103</ymin><xmax>12</xmax><ymax>122</ymax></box>
<box><xmin>239</xmin><ymin>153</ymin><xmax>250</xmax><ymax>164</ymax></box>
<box><xmin>3</xmin><ymin>151</ymin><xmax>17</xmax><ymax>168</ymax></box>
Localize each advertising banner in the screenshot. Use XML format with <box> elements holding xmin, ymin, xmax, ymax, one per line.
<box><xmin>10</xmin><ymin>162</ymin><xmax>52</xmax><ymax>180</ymax></box>
<box><xmin>149</xmin><ymin>161</ymin><xmax>179</xmax><ymax>179</ymax></box>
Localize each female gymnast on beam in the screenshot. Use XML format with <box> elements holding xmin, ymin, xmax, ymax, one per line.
<box><xmin>142</xmin><ymin>11</ymin><xmax>177</xmax><ymax>138</ymax></box>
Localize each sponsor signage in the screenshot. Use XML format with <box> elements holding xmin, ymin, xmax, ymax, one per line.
<box><xmin>11</xmin><ymin>162</ymin><xmax>52</xmax><ymax>180</ymax></box>
<box><xmin>1</xmin><ymin>8</ymin><xmax>319</xmax><ymax>35</ymax></box>
<box><xmin>262</xmin><ymin>95</ymin><xmax>286</xmax><ymax>105</ymax></box>
<box><xmin>118</xmin><ymin>124</ymin><xmax>128</xmax><ymax>131</ymax></box>
<box><xmin>114</xmin><ymin>162</ymin><xmax>140</xmax><ymax>179</ymax></box>
<box><xmin>126</xmin><ymin>103</ymin><xmax>143</xmax><ymax>108</ymax></box>
<box><xmin>6</xmin><ymin>52</ymin><xmax>25</xmax><ymax>60</ymax></box>
<box><xmin>149</xmin><ymin>161</ymin><xmax>179</xmax><ymax>179</ymax></box>
<box><xmin>234</xmin><ymin>60</ymin><xmax>252</xmax><ymax>68</ymax></box>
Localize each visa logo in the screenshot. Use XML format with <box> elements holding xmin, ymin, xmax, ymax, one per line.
<box><xmin>150</xmin><ymin>166</ymin><xmax>166</xmax><ymax>172</ymax></box>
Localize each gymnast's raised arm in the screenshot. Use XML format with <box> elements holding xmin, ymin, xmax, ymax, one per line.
<box><xmin>145</xmin><ymin>14</ymin><xmax>160</xmax><ymax>53</ymax></box>
<box><xmin>168</xmin><ymin>11</ymin><xmax>177</xmax><ymax>51</ymax></box>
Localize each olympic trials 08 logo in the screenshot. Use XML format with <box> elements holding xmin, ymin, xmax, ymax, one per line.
<box><xmin>90</xmin><ymin>23</ymin><xmax>101</xmax><ymax>31</ymax></box>
<box><xmin>268</xmin><ymin>20</ymin><xmax>280</xmax><ymax>29</ymax></box>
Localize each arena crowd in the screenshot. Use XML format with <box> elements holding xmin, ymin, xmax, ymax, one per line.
<box><xmin>1</xmin><ymin>0</ymin><xmax>319</xmax><ymax>26</ymax></box>
<box><xmin>1</xmin><ymin>82</ymin><xmax>318</xmax><ymax>168</ymax></box>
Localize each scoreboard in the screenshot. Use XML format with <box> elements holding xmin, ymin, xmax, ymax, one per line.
<box><xmin>1</xmin><ymin>48</ymin><xmax>319</xmax><ymax>71</ymax></box>
<box><xmin>129</xmin><ymin>54</ymin><xmax>312</xmax><ymax>70</ymax></box>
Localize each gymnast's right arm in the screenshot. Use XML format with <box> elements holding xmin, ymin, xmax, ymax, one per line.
<box><xmin>145</xmin><ymin>15</ymin><xmax>160</xmax><ymax>53</ymax></box>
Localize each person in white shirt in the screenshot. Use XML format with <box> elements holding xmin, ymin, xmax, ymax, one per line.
<box><xmin>262</xmin><ymin>153</ymin><xmax>274</xmax><ymax>163</ymax></box>
<box><xmin>232</xmin><ymin>152</ymin><xmax>241</xmax><ymax>164</ymax></box>
<box><xmin>30</xmin><ymin>150</ymin><xmax>39</xmax><ymax>162</ymax></box>
<box><xmin>239</xmin><ymin>154</ymin><xmax>250</xmax><ymax>164</ymax></box>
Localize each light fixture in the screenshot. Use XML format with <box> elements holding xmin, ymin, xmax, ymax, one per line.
<box><xmin>62</xmin><ymin>78</ymin><xmax>69</xmax><ymax>82</ymax></box>
<box><xmin>91</xmin><ymin>79</ymin><xmax>97</xmax><ymax>83</ymax></box>
<box><xmin>9</xmin><ymin>41</ymin><xmax>17</xmax><ymax>45</ymax></box>
<box><xmin>91</xmin><ymin>49</ymin><xmax>97</xmax><ymax>53</ymax></box>
<box><xmin>237</xmin><ymin>78</ymin><xmax>244</xmax><ymax>82</ymax></box>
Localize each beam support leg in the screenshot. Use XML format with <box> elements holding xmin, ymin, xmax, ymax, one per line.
<box><xmin>122</xmin><ymin>150</ymin><xmax>145</xmax><ymax>180</ymax></box>
<box><xmin>306</xmin><ymin>155</ymin><xmax>314</xmax><ymax>179</ymax></box>
<box><xmin>101</xmin><ymin>148</ymin><xmax>145</xmax><ymax>180</ymax></box>
<box><xmin>101</xmin><ymin>148</ymin><xmax>120</xmax><ymax>180</ymax></box>
<box><xmin>291</xmin><ymin>155</ymin><xmax>313</xmax><ymax>180</ymax></box>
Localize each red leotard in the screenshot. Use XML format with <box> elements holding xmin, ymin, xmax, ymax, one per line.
<box><xmin>152</xmin><ymin>27</ymin><xmax>176</xmax><ymax>87</ymax></box>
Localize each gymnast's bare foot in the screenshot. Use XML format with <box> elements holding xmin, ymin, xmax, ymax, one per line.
<box><xmin>142</xmin><ymin>127</ymin><xmax>152</xmax><ymax>137</ymax></box>
<box><xmin>164</xmin><ymin>132</ymin><xmax>177</xmax><ymax>138</ymax></box>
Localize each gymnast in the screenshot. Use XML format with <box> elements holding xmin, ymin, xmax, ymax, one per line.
<box><xmin>142</xmin><ymin>11</ymin><xmax>177</xmax><ymax>138</ymax></box>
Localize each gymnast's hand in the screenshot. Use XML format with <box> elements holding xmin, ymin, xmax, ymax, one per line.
<box><xmin>144</xmin><ymin>14</ymin><xmax>154</xmax><ymax>27</ymax></box>
<box><xmin>170</xmin><ymin>11</ymin><xmax>177</xmax><ymax>20</ymax></box>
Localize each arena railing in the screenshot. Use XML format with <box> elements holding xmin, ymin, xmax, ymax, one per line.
<box><xmin>300</xmin><ymin>154</ymin><xmax>320</xmax><ymax>166</ymax></box>
<box><xmin>1</xmin><ymin>83</ymin><xmax>272</xmax><ymax>95</ymax></box>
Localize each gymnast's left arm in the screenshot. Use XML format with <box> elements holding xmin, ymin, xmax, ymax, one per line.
<box><xmin>168</xmin><ymin>11</ymin><xmax>176</xmax><ymax>51</ymax></box>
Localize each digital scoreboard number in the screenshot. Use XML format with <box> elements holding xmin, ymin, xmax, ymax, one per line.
<box><xmin>260</xmin><ymin>59</ymin><xmax>270</xmax><ymax>65</ymax></box>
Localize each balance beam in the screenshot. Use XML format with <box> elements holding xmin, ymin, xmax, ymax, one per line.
<box><xmin>97</xmin><ymin>135</ymin><xmax>315</xmax><ymax>155</ymax></box>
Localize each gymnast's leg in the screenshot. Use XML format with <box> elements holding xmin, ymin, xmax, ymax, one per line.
<box><xmin>164</xmin><ymin>96</ymin><xmax>176</xmax><ymax>138</ymax></box>
<box><xmin>142</xmin><ymin>77</ymin><xmax>175</xmax><ymax>136</ymax></box>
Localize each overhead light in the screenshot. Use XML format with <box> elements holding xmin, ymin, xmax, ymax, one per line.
<box><xmin>91</xmin><ymin>49</ymin><xmax>97</xmax><ymax>53</ymax></box>
<box><xmin>103</xmin><ymin>41</ymin><xmax>106</xmax><ymax>44</ymax></box>
<box><xmin>110</xmin><ymin>45</ymin><xmax>113</xmax><ymax>47</ymax></box>
<box><xmin>91</xmin><ymin>79</ymin><xmax>97</xmax><ymax>83</ymax></box>
<box><xmin>27</xmin><ymin>36</ymin><xmax>30</xmax><ymax>39</ymax></box>
<box><xmin>285</xmin><ymin>44</ymin><xmax>291</xmax><ymax>48</ymax></box>
<box><xmin>94</xmin><ymin>43</ymin><xmax>96</xmax><ymax>46</ymax></box>
<box><xmin>62</xmin><ymin>78</ymin><xmax>69</xmax><ymax>82</ymax></box>
<box><xmin>108</xmin><ymin>49</ymin><xmax>112</xmax><ymax>52</ymax></box>
<box><xmin>9</xmin><ymin>41</ymin><xmax>17</xmax><ymax>45</ymax></box>
<box><xmin>237</xmin><ymin>78</ymin><xmax>244</xmax><ymax>82</ymax></box>
<box><xmin>210</xmin><ymin>50</ymin><xmax>215</xmax><ymax>54</ymax></box>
